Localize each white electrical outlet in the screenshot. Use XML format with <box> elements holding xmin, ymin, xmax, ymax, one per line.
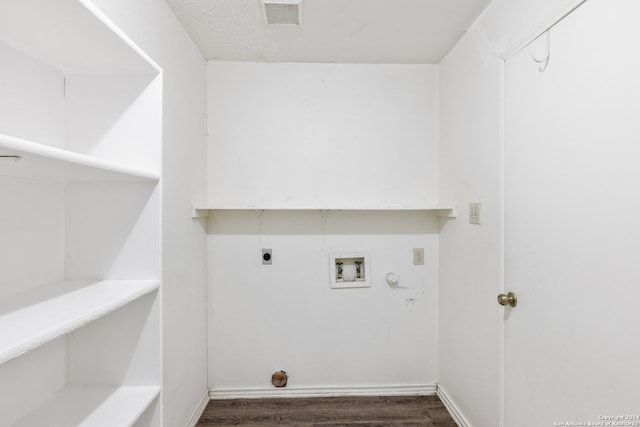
<box><xmin>413</xmin><ymin>248</ymin><xmax>424</xmax><ymax>265</ymax></box>
<box><xmin>469</xmin><ymin>202</ymin><xmax>481</xmax><ymax>225</ymax></box>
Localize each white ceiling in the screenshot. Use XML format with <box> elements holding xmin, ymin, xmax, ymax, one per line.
<box><xmin>164</xmin><ymin>0</ymin><xmax>492</xmax><ymax>64</ymax></box>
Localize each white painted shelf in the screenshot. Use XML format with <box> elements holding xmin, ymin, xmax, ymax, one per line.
<box><xmin>13</xmin><ymin>386</ymin><xmax>160</xmax><ymax>427</ymax></box>
<box><xmin>192</xmin><ymin>205</ymin><xmax>456</xmax><ymax>218</ymax></box>
<box><xmin>0</xmin><ymin>0</ymin><xmax>163</xmax><ymax>424</ymax></box>
<box><xmin>0</xmin><ymin>0</ymin><xmax>158</xmax><ymax>74</ymax></box>
<box><xmin>0</xmin><ymin>280</ymin><xmax>160</xmax><ymax>366</ymax></box>
<box><xmin>0</xmin><ymin>133</ymin><xmax>159</xmax><ymax>182</ymax></box>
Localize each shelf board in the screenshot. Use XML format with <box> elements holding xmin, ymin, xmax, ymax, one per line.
<box><xmin>0</xmin><ymin>280</ymin><xmax>160</xmax><ymax>366</ymax></box>
<box><xmin>0</xmin><ymin>133</ymin><xmax>159</xmax><ymax>182</ymax></box>
<box><xmin>13</xmin><ymin>386</ymin><xmax>160</xmax><ymax>427</ymax></box>
<box><xmin>0</xmin><ymin>0</ymin><xmax>159</xmax><ymax>74</ymax></box>
<box><xmin>192</xmin><ymin>205</ymin><xmax>457</xmax><ymax>219</ymax></box>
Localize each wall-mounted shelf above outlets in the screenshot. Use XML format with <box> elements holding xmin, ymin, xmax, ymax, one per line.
<box><xmin>191</xmin><ymin>205</ymin><xmax>456</xmax><ymax>219</ymax></box>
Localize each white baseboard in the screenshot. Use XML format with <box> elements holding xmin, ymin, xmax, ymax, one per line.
<box><xmin>436</xmin><ymin>384</ymin><xmax>471</xmax><ymax>427</ymax></box>
<box><xmin>209</xmin><ymin>384</ymin><xmax>437</xmax><ymax>400</ymax></box>
<box><xmin>186</xmin><ymin>390</ymin><xmax>210</xmax><ymax>427</ymax></box>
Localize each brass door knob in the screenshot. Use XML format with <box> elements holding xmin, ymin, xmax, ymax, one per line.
<box><xmin>497</xmin><ymin>291</ymin><xmax>517</xmax><ymax>307</ymax></box>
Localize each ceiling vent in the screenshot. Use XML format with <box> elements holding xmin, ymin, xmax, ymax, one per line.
<box><xmin>262</xmin><ymin>0</ymin><xmax>302</xmax><ymax>26</ymax></box>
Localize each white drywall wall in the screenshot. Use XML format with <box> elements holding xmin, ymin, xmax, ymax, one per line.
<box><xmin>64</xmin><ymin>182</ymin><xmax>160</xmax><ymax>280</ymax></box>
<box><xmin>208</xmin><ymin>210</ymin><xmax>440</xmax><ymax>393</ymax></box>
<box><xmin>0</xmin><ymin>41</ymin><xmax>65</xmax><ymax>148</ymax></box>
<box><xmin>438</xmin><ymin>27</ymin><xmax>502</xmax><ymax>427</ymax></box>
<box><xmin>84</xmin><ymin>1</ymin><xmax>208</xmax><ymax>426</ymax></box>
<box><xmin>438</xmin><ymin>0</ymin><xmax>625</xmax><ymax>425</ymax></box>
<box><xmin>0</xmin><ymin>339</ymin><xmax>66</xmax><ymax>426</ymax></box>
<box><xmin>206</xmin><ymin>62</ymin><xmax>441</xmax><ymax>393</ymax></box>
<box><xmin>65</xmin><ymin>74</ymin><xmax>162</xmax><ymax>173</ymax></box>
<box><xmin>0</xmin><ymin>177</ymin><xmax>65</xmax><ymax>297</ymax></box>
<box><xmin>470</xmin><ymin>0</ymin><xmax>586</xmax><ymax>56</ymax></box>
<box><xmin>67</xmin><ymin>293</ymin><xmax>160</xmax><ymax>387</ymax></box>
<box><xmin>207</xmin><ymin>62</ymin><xmax>439</xmax><ymax>208</ymax></box>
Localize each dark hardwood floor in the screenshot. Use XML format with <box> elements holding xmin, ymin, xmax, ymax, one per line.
<box><xmin>196</xmin><ymin>395</ymin><xmax>457</xmax><ymax>426</ymax></box>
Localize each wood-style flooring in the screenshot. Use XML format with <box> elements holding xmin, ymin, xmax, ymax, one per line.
<box><xmin>196</xmin><ymin>395</ymin><xmax>457</xmax><ymax>426</ymax></box>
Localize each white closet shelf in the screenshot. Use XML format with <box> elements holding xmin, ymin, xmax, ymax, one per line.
<box><xmin>0</xmin><ymin>280</ymin><xmax>160</xmax><ymax>366</ymax></box>
<box><xmin>13</xmin><ymin>386</ymin><xmax>160</xmax><ymax>427</ymax></box>
<box><xmin>0</xmin><ymin>133</ymin><xmax>159</xmax><ymax>182</ymax></box>
<box><xmin>192</xmin><ymin>205</ymin><xmax>457</xmax><ymax>218</ymax></box>
<box><xmin>0</xmin><ymin>0</ymin><xmax>159</xmax><ymax>74</ymax></box>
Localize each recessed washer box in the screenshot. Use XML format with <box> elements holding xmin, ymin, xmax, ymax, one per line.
<box><xmin>329</xmin><ymin>252</ymin><xmax>370</xmax><ymax>289</ymax></box>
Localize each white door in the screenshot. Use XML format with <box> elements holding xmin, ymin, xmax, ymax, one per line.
<box><xmin>503</xmin><ymin>0</ymin><xmax>640</xmax><ymax>425</ymax></box>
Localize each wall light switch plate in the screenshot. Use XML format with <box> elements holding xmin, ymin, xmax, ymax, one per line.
<box><xmin>469</xmin><ymin>202</ymin><xmax>481</xmax><ymax>225</ymax></box>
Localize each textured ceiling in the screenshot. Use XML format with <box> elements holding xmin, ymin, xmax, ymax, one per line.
<box><xmin>164</xmin><ymin>0</ymin><xmax>492</xmax><ymax>64</ymax></box>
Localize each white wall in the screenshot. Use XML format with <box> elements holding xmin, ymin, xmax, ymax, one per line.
<box><xmin>0</xmin><ymin>177</ymin><xmax>65</xmax><ymax>297</ymax></box>
<box><xmin>469</xmin><ymin>0</ymin><xmax>586</xmax><ymax>57</ymax></box>
<box><xmin>0</xmin><ymin>41</ymin><xmax>64</xmax><ymax>147</ymax></box>
<box><xmin>65</xmin><ymin>73</ymin><xmax>162</xmax><ymax>173</ymax></box>
<box><xmin>438</xmin><ymin>0</ymin><xmax>620</xmax><ymax>426</ymax></box>
<box><xmin>206</xmin><ymin>62</ymin><xmax>441</xmax><ymax>394</ymax></box>
<box><xmin>85</xmin><ymin>1</ymin><xmax>208</xmax><ymax>426</ymax></box>
<box><xmin>0</xmin><ymin>340</ymin><xmax>66</xmax><ymax>426</ymax></box>
<box><xmin>207</xmin><ymin>62</ymin><xmax>439</xmax><ymax>208</ymax></box>
<box><xmin>438</xmin><ymin>26</ymin><xmax>502</xmax><ymax>427</ymax></box>
<box><xmin>65</xmin><ymin>182</ymin><xmax>160</xmax><ymax>280</ymax></box>
<box><xmin>208</xmin><ymin>210</ymin><xmax>440</xmax><ymax>394</ymax></box>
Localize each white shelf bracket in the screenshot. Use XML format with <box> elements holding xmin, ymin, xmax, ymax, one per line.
<box><xmin>436</xmin><ymin>207</ymin><xmax>457</xmax><ymax>218</ymax></box>
<box><xmin>192</xmin><ymin>207</ymin><xmax>210</xmax><ymax>219</ymax></box>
